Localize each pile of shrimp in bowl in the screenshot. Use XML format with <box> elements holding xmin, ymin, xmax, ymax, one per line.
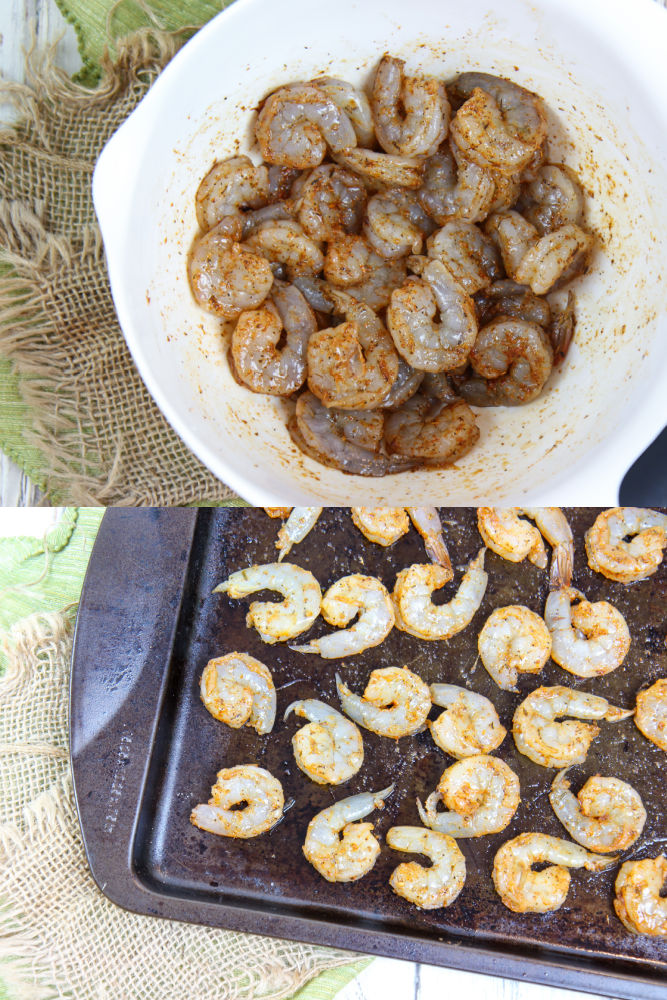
<box><xmin>190</xmin><ymin>506</ymin><xmax>667</xmax><ymax>938</ymax></box>
<box><xmin>187</xmin><ymin>58</ymin><xmax>594</xmax><ymax>476</ymax></box>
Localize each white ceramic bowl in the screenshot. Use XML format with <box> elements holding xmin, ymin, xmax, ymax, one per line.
<box><xmin>93</xmin><ymin>0</ymin><xmax>667</xmax><ymax>504</ymax></box>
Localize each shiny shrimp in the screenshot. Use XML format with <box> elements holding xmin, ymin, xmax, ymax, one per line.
<box><xmin>459</xmin><ymin>317</ymin><xmax>554</xmax><ymax>406</ymax></box>
<box><xmin>418</xmin><ymin>755</ymin><xmax>520</xmax><ymax>837</ymax></box>
<box><xmin>407</xmin><ymin>506</ymin><xmax>452</xmax><ymax>570</ymax></box>
<box><xmin>292</xmin><ymin>574</ymin><xmax>395</xmax><ymax>657</ymax></box>
<box><xmin>478</xmin><ymin>605</ymin><xmax>552</xmax><ymax>691</ymax></box>
<box><xmin>275</xmin><ymin>506</ymin><xmax>322</xmax><ymax>560</ymax></box>
<box><xmin>392</xmin><ymin>549</ymin><xmax>487</xmax><ymax>641</ymax></box>
<box><xmin>521</xmin><ymin>163</ymin><xmax>585</xmax><ymax>234</ymax></box>
<box><xmin>387</xmin><ymin>827</ymin><xmax>466</xmax><ymax>909</ymax></box>
<box><xmin>363</xmin><ymin>191</ymin><xmax>426</xmax><ymax>260</ymax></box>
<box><xmin>371</xmin><ymin>54</ymin><xmax>449</xmax><ymax>157</ymax></box>
<box><xmin>544</xmin><ymin>586</ymin><xmax>630</xmax><ymax>678</ymax></box>
<box><xmin>385</xmin><ymin>395</ymin><xmax>480</xmax><ymax>468</ymax></box>
<box><xmin>336</xmin><ymin>666</ymin><xmax>431</xmax><ymax>739</ymax></box>
<box><xmin>244</xmin><ymin>219</ymin><xmax>324</xmax><ymax>278</ymax></box>
<box><xmin>323</xmin><ymin>235</ymin><xmax>408</xmax><ymax>310</ymax></box>
<box><xmin>190</xmin><ymin>765</ymin><xmax>284</xmax><ymax>838</ymax></box>
<box><xmin>350</xmin><ymin>507</ymin><xmax>410</xmax><ymax>546</ymax></box>
<box><xmin>214</xmin><ymin>562</ymin><xmax>321</xmax><ymax>643</ymax></box>
<box><xmin>428</xmin><ymin>684</ymin><xmax>507</xmax><ymax>759</ymax></box>
<box><xmin>477</xmin><ymin>507</ymin><xmax>573</xmax><ymax>581</ymax></box>
<box><xmin>418</xmin><ymin>147</ymin><xmax>495</xmax><ymax>225</ymax></box>
<box><xmin>514</xmin><ymin>223</ymin><xmax>593</xmax><ymax>294</ymax></box>
<box><xmin>549</xmin><ymin>770</ymin><xmax>646</xmax><ymax>853</ymax></box>
<box><xmin>585</xmin><ymin>507</ymin><xmax>667</xmax><ymax>583</ymax></box>
<box><xmin>284</xmin><ymin>699</ymin><xmax>364</xmax><ymax>784</ymax></box>
<box><xmin>426</xmin><ymin>220</ymin><xmax>503</xmax><ymax>294</ymax></box>
<box><xmin>255</xmin><ymin>82</ymin><xmax>357</xmax><ymax>169</ymax></box>
<box><xmin>200</xmin><ymin>652</ymin><xmax>276</xmax><ymax>734</ymax></box>
<box><xmin>295</xmin><ymin>164</ymin><xmax>367</xmax><ymax>241</ymax></box>
<box><xmin>635</xmin><ymin>679</ymin><xmax>667</xmax><ymax>751</ymax></box>
<box><xmin>303</xmin><ymin>784</ymin><xmax>394</xmax><ymax>882</ymax></box>
<box><xmin>196</xmin><ymin>155</ymin><xmax>270</xmax><ymax>232</ymax></box>
<box><xmin>614</xmin><ymin>856</ymin><xmax>667</xmax><ymax>936</ymax></box>
<box><xmin>188</xmin><ymin>223</ymin><xmax>273</xmax><ymax>319</ymax></box>
<box><xmin>312</xmin><ymin>77</ymin><xmax>375</xmax><ymax>147</ymax></box>
<box><xmin>333</xmin><ymin>147</ymin><xmax>424</xmax><ymax>189</ymax></box>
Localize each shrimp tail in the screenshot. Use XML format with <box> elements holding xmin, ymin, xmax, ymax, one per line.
<box><xmin>549</xmin><ymin>542</ymin><xmax>573</xmax><ymax>591</ymax></box>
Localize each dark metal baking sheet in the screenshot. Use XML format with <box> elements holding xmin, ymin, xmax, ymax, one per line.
<box><xmin>70</xmin><ymin>508</ymin><xmax>667</xmax><ymax>998</ymax></box>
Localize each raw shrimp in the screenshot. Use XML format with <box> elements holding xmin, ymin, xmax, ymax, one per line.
<box><xmin>521</xmin><ymin>164</ymin><xmax>584</xmax><ymax>234</ymax></box>
<box><xmin>387</xmin><ymin>258</ymin><xmax>478</xmax><ymax>372</ymax></box>
<box><xmin>196</xmin><ymin>155</ymin><xmax>270</xmax><ymax>232</ymax></box>
<box><xmin>449</xmin><ymin>73</ymin><xmax>547</xmax><ymax>175</ymax></box>
<box><xmin>385</xmin><ymin>396</ymin><xmax>480</xmax><ymax>467</ymax></box>
<box><xmin>513</xmin><ymin>685</ymin><xmax>633</xmax><ymax>768</ymax></box>
<box><xmin>474</xmin><ymin>279</ymin><xmax>551</xmax><ymax>329</ymax></box>
<box><xmin>379</xmin><ymin>357</ymin><xmax>424</xmax><ymax>407</ymax></box>
<box><xmin>244</xmin><ymin>219</ymin><xmax>324</xmax><ymax>278</ymax></box>
<box><xmin>544</xmin><ymin>587</ymin><xmax>630</xmax><ymax>678</ymax></box>
<box><xmin>418</xmin><ymin>147</ymin><xmax>495</xmax><ymax>225</ymax></box>
<box><xmin>387</xmin><ymin>827</ymin><xmax>466</xmax><ymax>909</ymax></box>
<box><xmin>426</xmin><ymin>220</ymin><xmax>503</xmax><ymax>295</ymax></box>
<box><xmin>635</xmin><ymin>678</ymin><xmax>667</xmax><ymax>751</ymax></box>
<box><xmin>417</xmin><ymin>754</ymin><xmax>520</xmax><ymax>837</ymax></box>
<box><xmin>459</xmin><ymin>317</ymin><xmax>554</xmax><ymax>406</ymax></box>
<box><xmin>295</xmin><ymin>164</ymin><xmax>366</xmax><ymax>241</ymax></box>
<box><xmin>350</xmin><ymin>507</ymin><xmax>410</xmax><ymax>546</ymax></box>
<box><xmin>291</xmin><ymin>574</ymin><xmax>395</xmax><ymax>657</ymax></box>
<box><xmin>200</xmin><ymin>652</ymin><xmax>276</xmax><ymax>734</ymax></box>
<box><xmin>241</xmin><ymin>201</ymin><xmax>296</xmax><ymax>240</ymax></box>
<box><xmin>312</xmin><ymin>77</ymin><xmax>375</xmax><ymax>147</ymax></box>
<box><xmin>323</xmin><ymin>235</ymin><xmax>408</xmax><ymax>310</ymax></box>
<box><xmin>478</xmin><ymin>605</ymin><xmax>552</xmax><ymax>691</ymax></box>
<box><xmin>230</xmin><ymin>282</ymin><xmax>316</xmax><ymax>396</ymax></box>
<box><xmin>492</xmin><ymin>832</ymin><xmax>615</xmax><ymax>913</ymax></box>
<box><xmin>333</xmin><ymin>147</ymin><xmax>424</xmax><ymax>189</ymax></box>
<box><xmin>284</xmin><ymin>699</ymin><xmax>364</xmax><ymax>784</ymax></box>
<box><xmin>585</xmin><ymin>507</ymin><xmax>667</xmax><ymax>583</ymax></box>
<box><xmin>255</xmin><ymin>82</ymin><xmax>357</xmax><ymax>169</ymax></box>
<box><xmin>549</xmin><ymin>770</ymin><xmax>646</xmax><ymax>852</ymax></box>
<box><xmin>428</xmin><ymin>684</ymin><xmax>507</xmax><ymax>759</ymax></box>
<box><xmin>188</xmin><ymin>223</ymin><xmax>273</xmax><ymax>319</ymax></box>
<box><xmin>190</xmin><ymin>765</ymin><xmax>284</xmax><ymax>838</ymax></box>
<box><xmin>303</xmin><ymin>784</ymin><xmax>394</xmax><ymax>881</ymax></box>
<box><xmin>363</xmin><ymin>191</ymin><xmax>425</xmax><ymax>259</ymax></box>
<box><xmin>371</xmin><ymin>55</ymin><xmax>449</xmax><ymax>157</ymax></box>
<box><xmin>213</xmin><ymin>562</ymin><xmax>321</xmax><ymax>643</ymax></box>
<box><xmin>406</xmin><ymin>506</ymin><xmax>452</xmax><ymax>570</ymax></box>
<box><xmin>614</xmin><ymin>856</ymin><xmax>667</xmax><ymax>936</ymax></box>
<box><xmin>336</xmin><ymin>666</ymin><xmax>431</xmax><ymax>739</ymax></box>
<box><xmin>392</xmin><ymin>549</ymin><xmax>487</xmax><ymax>641</ymax></box>
<box><xmin>514</xmin><ymin>223</ymin><xmax>593</xmax><ymax>295</ymax></box>
<box><xmin>550</xmin><ymin>290</ymin><xmax>576</xmax><ymax>365</ymax></box>
<box><xmin>485</xmin><ymin>210</ymin><xmax>539</xmax><ymax>276</ymax></box>
<box><xmin>275</xmin><ymin>506</ymin><xmax>322</xmax><ymax>560</ymax></box>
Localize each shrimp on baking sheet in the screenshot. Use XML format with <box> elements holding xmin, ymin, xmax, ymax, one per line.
<box><xmin>190</xmin><ymin>765</ymin><xmax>284</xmax><ymax>838</ymax></box>
<box><xmin>371</xmin><ymin>55</ymin><xmax>449</xmax><ymax>158</ymax></box>
<box><xmin>284</xmin><ymin>699</ymin><xmax>363</xmax><ymax>784</ymax></box>
<box><xmin>492</xmin><ymin>832</ymin><xmax>616</xmax><ymax>913</ymax></box>
<box><xmin>635</xmin><ymin>678</ymin><xmax>667</xmax><ymax>751</ymax></box>
<box><xmin>214</xmin><ymin>563</ymin><xmax>321</xmax><ymax>643</ymax></box>
<box><xmin>477</xmin><ymin>507</ymin><xmax>574</xmax><ymax>586</ymax></box>
<box><xmin>544</xmin><ymin>586</ymin><xmax>630</xmax><ymax>678</ymax></box>
<box><xmin>188</xmin><ymin>222</ymin><xmax>274</xmax><ymax>320</ymax></box>
<box><xmin>275</xmin><ymin>506</ymin><xmax>322</xmax><ymax>560</ymax></box>
<box><xmin>478</xmin><ymin>605</ymin><xmax>552</xmax><ymax>691</ymax></box>
<box><xmin>336</xmin><ymin>666</ymin><xmax>431</xmax><ymax>739</ymax></box>
<box><xmin>585</xmin><ymin>507</ymin><xmax>667</xmax><ymax>583</ymax></box>
<box><xmin>200</xmin><ymin>653</ymin><xmax>276</xmax><ymax>734</ymax></box>
<box><xmin>350</xmin><ymin>507</ymin><xmax>410</xmax><ymax>547</ymax></box>
<box><xmin>513</xmin><ymin>685</ymin><xmax>633</xmax><ymax>768</ymax></box>
<box><xmin>387</xmin><ymin>827</ymin><xmax>466</xmax><ymax>909</ymax></box>
<box><xmin>255</xmin><ymin>82</ymin><xmax>357</xmax><ymax>169</ymax></box>
<box><xmin>292</xmin><ymin>573</ymin><xmax>394</xmax><ymax>657</ymax></box>
<box><xmin>406</xmin><ymin>507</ymin><xmax>452</xmax><ymax>570</ymax></box>
<box><xmin>303</xmin><ymin>784</ymin><xmax>394</xmax><ymax>882</ymax></box>
<box><xmin>428</xmin><ymin>684</ymin><xmax>506</xmax><ymax>759</ymax></box>
<box><xmin>614</xmin><ymin>856</ymin><xmax>667</xmax><ymax>936</ymax></box>
<box><xmin>417</xmin><ymin>754</ymin><xmax>520</xmax><ymax>837</ymax></box>
<box><xmin>549</xmin><ymin>770</ymin><xmax>646</xmax><ymax>853</ymax></box>
<box><xmin>264</xmin><ymin>507</ymin><xmax>292</xmax><ymax>518</ymax></box>
<box><xmin>392</xmin><ymin>549</ymin><xmax>487</xmax><ymax>641</ymax></box>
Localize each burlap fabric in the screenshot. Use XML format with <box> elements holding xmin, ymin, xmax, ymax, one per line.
<box><xmin>0</xmin><ymin>610</ymin><xmax>358</xmax><ymax>1000</ymax></box>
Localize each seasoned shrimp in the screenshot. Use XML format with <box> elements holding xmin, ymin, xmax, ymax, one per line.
<box><xmin>274</xmin><ymin>506</ymin><xmax>322</xmax><ymax>560</ymax></box>
<box><xmin>230</xmin><ymin>282</ymin><xmax>316</xmax><ymax>396</ymax></box>
<box><xmin>417</xmin><ymin>755</ymin><xmax>520</xmax><ymax>837</ymax></box>
<box><xmin>188</xmin><ymin>223</ymin><xmax>274</xmax><ymax>319</ymax></box>
<box><xmin>426</xmin><ymin>220</ymin><xmax>503</xmax><ymax>295</ymax></box>
<box><xmin>418</xmin><ymin>147</ymin><xmax>495</xmax><ymax>225</ymax></box>
<box><xmin>284</xmin><ymin>699</ymin><xmax>364</xmax><ymax>784</ymax></box>
<box><xmin>387</xmin><ymin>827</ymin><xmax>466</xmax><ymax>909</ymax></box>
<box><xmin>313</xmin><ymin>77</ymin><xmax>375</xmax><ymax>147</ymax></box>
<box><xmin>544</xmin><ymin>587</ymin><xmax>630</xmax><ymax>678</ymax></box>
<box><xmin>200</xmin><ymin>652</ymin><xmax>276</xmax><ymax>734</ymax></box>
<box><xmin>460</xmin><ymin>317</ymin><xmax>554</xmax><ymax>406</ymax></box>
<box><xmin>407</xmin><ymin>506</ymin><xmax>452</xmax><ymax>570</ymax></box>
<box><xmin>292</xmin><ymin>574</ymin><xmax>394</xmax><ymax>657</ymax></box>
<box><xmin>585</xmin><ymin>507</ymin><xmax>667</xmax><ymax>583</ymax></box>
<box><xmin>521</xmin><ymin>164</ymin><xmax>584</xmax><ymax>234</ymax></box>
<box><xmin>493</xmin><ymin>832</ymin><xmax>615</xmax><ymax>913</ymax></box>
<box><xmin>350</xmin><ymin>507</ymin><xmax>410</xmax><ymax>546</ymax></box>
<box><xmin>392</xmin><ymin>549</ymin><xmax>488</xmax><ymax>641</ymax></box>
<box><xmin>190</xmin><ymin>765</ymin><xmax>284</xmax><ymax>838</ymax></box>
<box><xmin>635</xmin><ymin>679</ymin><xmax>667</xmax><ymax>751</ymax></box>
<box><xmin>244</xmin><ymin>219</ymin><xmax>324</xmax><ymax>278</ymax></box>
<box><xmin>513</xmin><ymin>685</ymin><xmax>633</xmax><ymax>768</ymax></box>
<box><xmin>295</xmin><ymin>164</ymin><xmax>366</xmax><ymax>241</ymax></box>
<box><xmin>213</xmin><ymin>562</ymin><xmax>321</xmax><ymax>643</ymax></box>
<box><xmin>449</xmin><ymin>73</ymin><xmax>547</xmax><ymax>175</ymax></box>
<box><xmin>264</xmin><ymin>507</ymin><xmax>292</xmax><ymax>518</ymax></box>
<box><xmin>474</xmin><ymin>279</ymin><xmax>551</xmax><ymax>329</ymax></box>
<box><xmin>380</xmin><ymin>357</ymin><xmax>424</xmax><ymax>408</ymax></box>
<box><xmin>333</xmin><ymin>147</ymin><xmax>424</xmax><ymax>189</ymax></box>
<box><xmin>387</xmin><ymin>258</ymin><xmax>478</xmax><ymax>372</ymax></box>
<box><xmin>336</xmin><ymin>666</ymin><xmax>431</xmax><ymax>739</ymax></box>
<box><xmin>476</xmin><ymin>507</ymin><xmax>573</xmax><ymax>582</ymax></box>
<box><xmin>549</xmin><ymin>770</ymin><xmax>646</xmax><ymax>852</ymax></box>
<box><xmin>255</xmin><ymin>82</ymin><xmax>357</xmax><ymax>169</ymax></box>
<box><xmin>371</xmin><ymin>55</ymin><xmax>449</xmax><ymax>157</ymax></box>
<box><xmin>428</xmin><ymin>684</ymin><xmax>507</xmax><ymax>759</ymax></box>
<box><xmin>195</xmin><ymin>155</ymin><xmax>270</xmax><ymax>233</ymax></box>
<box><xmin>614</xmin><ymin>856</ymin><xmax>667</xmax><ymax>936</ymax></box>
<box><xmin>303</xmin><ymin>784</ymin><xmax>394</xmax><ymax>881</ymax></box>
<box><xmin>385</xmin><ymin>395</ymin><xmax>480</xmax><ymax>468</ymax></box>
<box><xmin>514</xmin><ymin>223</ymin><xmax>593</xmax><ymax>295</ymax></box>
<box><xmin>478</xmin><ymin>605</ymin><xmax>552</xmax><ymax>691</ymax></box>
<box><xmin>363</xmin><ymin>191</ymin><xmax>425</xmax><ymax>260</ymax></box>
<box><xmin>323</xmin><ymin>235</ymin><xmax>408</xmax><ymax>310</ymax></box>
<box><xmin>485</xmin><ymin>210</ymin><xmax>539</xmax><ymax>276</ymax></box>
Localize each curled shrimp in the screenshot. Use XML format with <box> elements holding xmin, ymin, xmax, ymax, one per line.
<box><xmin>380</xmin><ymin>357</ymin><xmax>424</xmax><ymax>408</ymax></box>
<box><xmin>244</xmin><ymin>219</ymin><xmax>324</xmax><ymax>278</ymax></box>
<box><xmin>428</xmin><ymin>684</ymin><xmax>506</xmax><ymax>759</ymax></box>
<box><xmin>333</xmin><ymin>147</ymin><xmax>424</xmax><ymax>189</ymax></box>
<box><xmin>477</xmin><ymin>507</ymin><xmax>573</xmax><ymax>582</ymax></box>
<box><xmin>323</xmin><ymin>235</ymin><xmax>408</xmax><ymax>310</ymax></box>
<box><xmin>484</xmin><ymin>210</ymin><xmax>539</xmax><ymax>275</ymax></box>
<box><xmin>549</xmin><ymin>770</ymin><xmax>646</xmax><ymax>853</ymax></box>
<box><xmin>478</xmin><ymin>605</ymin><xmax>552</xmax><ymax>692</ymax></box>
<box><xmin>474</xmin><ymin>279</ymin><xmax>551</xmax><ymax>329</ymax></box>
<box><xmin>255</xmin><ymin>82</ymin><xmax>357</xmax><ymax>169</ymax></box>
<box><xmin>275</xmin><ymin>506</ymin><xmax>322</xmax><ymax>560</ymax></box>
<box><xmin>385</xmin><ymin>395</ymin><xmax>480</xmax><ymax>468</ymax></box>
<box><xmin>230</xmin><ymin>282</ymin><xmax>316</xmax><ymax>396</ymax></box>
<box><xmin>521</xmin><ymin>163</ymin><xmax>584</xmax><ymax>234</ymax></box>
<box><xmin>195</xmin><ymin>155</ymin><xmax>270</xmax><ymax>232</ymax></box>
<box><xmin>635</xmin><ymin>679</ymin><xmax>667</xmax><ymax>751</ymax></box>
<box><xmin>407</xmin><ymin>506</ymin><xmax>452</xmax><ymax>570</ymax></box>
<box><xmin>292</xmin><ymin>574</ymin><xmax>394</xmax><ymax>657</ymax></box>
<box><xmin>313</xmin><ymin>77</ymin><xmax>375</xmax><ymax>147</ymax></box>
<box><xmin>303</xmin><ymin>784</ymin><xmax>394</xmax><ymax>882</ymax></box>
<box><xmin>295</xmin><ymin>164</ymin><xmax>366</xmax><ymax>241</ymax></box>
<box><xmin>417</xmin><ymin>755</ymin><xmax>520</xmax><ymax>837</ymax></box>
<box><xmin>371</xmin><ymin>54</ymin><xmax>450</xmax><ymax>157</ymax></box>
<box><xmin>449</xmin><ymin>73</ymin><xmax>547</xmax><ymax>175</ymax></box>
<box><xmin>426</xmin><ymin>220</ymin><xmax>503</xmax><ymax>295</ymax></box>
<box><xmin>544</xmin><ymin>586</ymin><xmax>630</xmax><ymax>678</ymax></box>
<box><xmin>513</xmin><ymin>685</ymin><xmax>633</xmax><ymax>768</ymax></box>
<box><xmin>363</xmin><ymin>191</ymin><xmax>426</xmax><ymax>260</ymax></box>
<box><xmin>418</xmin><ymin>147</ymin><xmax>495</xmax><ymax>225</ymax></box>
<box><xmin>284</xmin><ymin>699</ymin><xmax>364</xmax><ymax>784</ymax></box>
<box><xmin>264</xmin><ymin>507</ymin><xmax>292</xmax><ymax>518</ymax></box>
<box><xmin>614</xmin><ymin>856</ymin><xmax>667</xmax><ymax>936</ymax></box>
<box><xmin>387</xmin><ymin>827</ymin><xmax>466</xmax><ymax>909</ymax></box>
<box><xmin>585</xmin><ymin>507</ymin><xmax>667</xmax><ymax>583</ymax></box>
<box><xmin>336</xmin><ymin>666</ymin><xmax>431</xmax><ymax>739</ymax></box>
<box><xmin>392</xmin><ymin>549</ymin><xmax>487</xmax><ymax>641</ymax></box>
<box><xmin>513</xmin><ymin>223</ymin><xmax>593</xmax><ymax>295</ymax></box>
<box><xmin>493</xmin><ymin>832</ymin><xmax>615</xmax><ymax>913</ymax></box>
<box><xmin>190</xmin><ymin>764</ymin><xmax>284</xmax><ymax>838</ymax></box>
<box><xmin>188</xmin><ymin>223</ymin><xmax>273</xmax><ymax>319</ymax></box>
<box><xmin>213</xmin><ymin>562</ymin><xmax>321</xmax><ymax>643</ymax></box>
<box><xmin>350</xmin><ymin>507</ymin><xmax>410</xmax><ymax>546</ymax></box>
<box><xmin>387</xmin><ymin>258</ymin><xmax>478</xmax><ymax>372</ymax></box>
<box><xmin>200</xmin><ymin>652</ymin><xmax>276</xmax><ymax>734</ymax></box>
<box><xmin>459</xmin><ymin>317</ymin><xmax>554</xmax><ymax>406</ymax></box>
